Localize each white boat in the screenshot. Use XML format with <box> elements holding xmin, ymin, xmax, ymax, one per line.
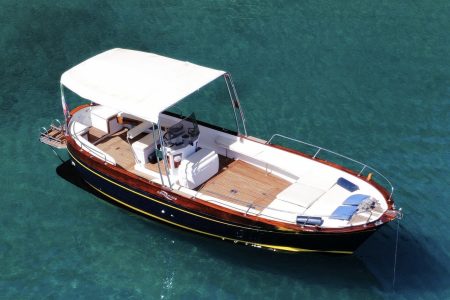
<box><xmin>41</xmin><ymin>48</ymin><xmax>402</xmax><ymax>253</ymax></box>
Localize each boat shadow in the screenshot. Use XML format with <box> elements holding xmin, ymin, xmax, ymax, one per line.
<box><xmin>188</xmin><ymin>217</ymin><xmax>448</xmax><ymax>295</ymax></box>
<box><xmin>56</xmin><ymin>160</ymin><xmax>447</xmax><ymax>294</ymax></box>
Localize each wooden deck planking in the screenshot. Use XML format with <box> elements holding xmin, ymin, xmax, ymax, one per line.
<box><xmin>96</xmin><ymin>132</ymin><xmax>290</xmax><ymax>212</ymax></box>
<box><xmin>199</xmin><ymin>160</ymin><xmax>290</xmax><ymax>211</ymax></box>
<box><xmin>144</xmin><ymin>160</ymin><xmax>167</xmax><ymax>175</ymax></box>
<box><xmin>96</xmin><ymin>130</ymin><xmax>166</xmax><ymax>177</ymax></box>
<box><xmin>96</xmin><ymin>130</ymin><xmax>136</xmax><ymax>170</ymax></box>
<box><xmin>87</xmin><ymin>127</ymin><xmax>107</xmax><ymax>144</ymax></box>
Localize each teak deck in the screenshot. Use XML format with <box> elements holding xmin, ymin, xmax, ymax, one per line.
<box><xmin>96</xmin><ymin>130</ymin><xmax>135</xmax><ymax>170</ymax></box>
<box><xmin>96</xmin><ymin>130</ymin><xmax>291</xmax><ymax>212</ymax></box>
<box><xmin>96</xmin><ymin>129</ymin><xmax>167</xmax><ymax>176</ymax></box>
<box><xmin>199</xmin><ymin>160</ymin><xmax>290</xmax><ymax>211</ymax></box>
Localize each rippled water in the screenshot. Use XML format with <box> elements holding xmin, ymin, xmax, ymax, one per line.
<box><xmin>1</xmin><ymin>1</ymin><xmax>449</xmax><ymax>299</ymax></box>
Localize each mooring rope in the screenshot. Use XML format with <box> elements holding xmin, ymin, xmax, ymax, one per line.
<box><xmin>48</xmin><ymin>144</ymin><xmax>65</xmax><ymax>163</ymax></box>
<box><xmin>392</xmin><ymin>209</ymin><xmax>402</xmax><ymax>290</ymax></box>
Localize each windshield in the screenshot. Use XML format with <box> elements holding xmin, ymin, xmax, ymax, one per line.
<box><xmin>163</xmin><ymin>113</ymin><xmax>199</xmax><ymax>150</ymax></box>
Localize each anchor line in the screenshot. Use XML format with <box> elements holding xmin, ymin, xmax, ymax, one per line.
<box><xmin>48</xmin><ymin>144</ymin><xmax>65</xmax><ymax>163</ymax></box>
<box><xmin>392</xmin><ymin>210</ymin><xmax>402</xmax><ymax>290</ymax></box>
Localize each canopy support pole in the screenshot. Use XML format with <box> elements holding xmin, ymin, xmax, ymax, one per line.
<box><xmin>157</xmin><ymin>122</ymin><xmax>172</xmax><ymax>189</ymax></box>
<box><xmin>224</xmin><ymin>75</ymin><xmax>241</xmax><ymax>134</ymax></box>
<box><xmin>224</xmin><ymin>73</ymin><xmax>247</xmax><ymax>136</ymax></box>
<box><xmin>152</xmin><ymin>124</ymin><xmax>165</xmax><ymax>186</ymax></box>
<box><xmin>60</xmin><ymin>84</ymin><xmax>69</xmax><ymax>124</ymax></box>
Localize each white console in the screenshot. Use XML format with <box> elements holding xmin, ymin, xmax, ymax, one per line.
<box><xmin>132</xmin><ymin>134</ymin><xmax>158</xmax><ymax>165</ymax></box>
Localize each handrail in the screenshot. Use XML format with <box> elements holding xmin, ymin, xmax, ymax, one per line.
<box><xmin>200</xmin><ymin>189</ymin><xmax>301</xmax><ymax>224</ymax></box>
<box><xmin>267</xmin><ymin>134</ymin><xmax>394</xmax><ymax>200</ymax></box>
<box><xmin>69</xmin><ymin>121</ymin><xmax>115</xmax><ymax>165</ymax></box>
<box><xmin>40</xmin><ymin>126</ymin><xmax>48</xmax><ymax>135</ymax></box>
<box><xmin>198</xmin><ymin>189</ymin><xmax>393</xmax><ymax>227</ymax></box>
<box><xmin>51</xmin><ymin>119</ymin><xmax>63</xmax><ymax>131</ymax></box>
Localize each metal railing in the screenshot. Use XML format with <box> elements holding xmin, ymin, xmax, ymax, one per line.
<box><xmin>267</xmin><ymin>133</ymin><xmax>394</xmax><ymax>200</ymax></box>
<box><xmin>51</xmin><ymin>118</ymin><xmax>63</xmax><ymax>131</ymax></box>
<box><xmin>69</xmin><ymin>121</ymin><xmax>116</xmax><ymax>165</ymax></box>
<box><xmin>197</xmin><ymin>188</ymin><xmax>393</xmax><ymax>227</ymax></box>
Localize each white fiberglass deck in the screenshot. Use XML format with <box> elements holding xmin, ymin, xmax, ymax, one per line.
<box><xmin>68</xmin><ymin>106</ymin><xmax>388</xmax><ymax>228</ymax></box>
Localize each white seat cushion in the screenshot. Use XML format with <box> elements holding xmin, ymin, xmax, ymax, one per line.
<box><xmin>178</xmin><ymin>148</ymin><xmax>219</xmax><ymax>189</ymax></box>
<box><xmin>276</xmin><ymin>182</ymin><xmax>325</xmax><ymax>208</ymax></box>
<box><xmin>260</xmin><ymin>198</ymin><xmax>305</xmax><ymax>223</ymax></box>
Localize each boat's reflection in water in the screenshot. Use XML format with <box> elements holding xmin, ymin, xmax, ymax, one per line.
<box><xmin>55</xmin><ymin>160</ymin><xmax>444</xmax><ymax>294</ymax></box>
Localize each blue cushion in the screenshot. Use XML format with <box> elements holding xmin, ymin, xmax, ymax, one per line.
<box><xmin>337</xmin><ymin>177</ymin><xmax>359</xmax><ymax>192</ymax></box>
<box><xmin>343</xmin><ymin>194</ymin><xmax>369</xmax><ymax>206</ymax></box>
<box><xmin>330</xmin><ymin>205</ymin><xmax>358</xmax><ymax>220</ymax></box>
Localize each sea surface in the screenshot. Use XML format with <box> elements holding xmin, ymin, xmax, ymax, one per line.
<box><xmin>1</xmin><ymin>1</ymin><xmax>449</xmax><ymax>299</ymax></box>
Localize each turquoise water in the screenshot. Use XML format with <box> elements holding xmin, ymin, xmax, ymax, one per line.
<box><xmin>1</xmin><ymin>0</ymin><xmax>449</xmax><ymax>299</ymax></box>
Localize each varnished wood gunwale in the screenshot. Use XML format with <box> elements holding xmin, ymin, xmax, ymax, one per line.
<box><xmin>66</xmin><ymin>107</ymin><xmax>396</xmax><ymax>233</ymax></box>
<box><xmin>68</xmin><ymin>103</ymin><xmax>91</xmax><ymax>116</ymax></box>
<box><xmin>67</xmin><ymin>137</ymin><xmax>386</xmax><ymax>233</ymax></box>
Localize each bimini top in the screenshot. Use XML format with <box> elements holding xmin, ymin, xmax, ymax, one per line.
<box><xmin>61</xmin><ymin>48</ymin><xmax>226</xmax><ymax>123</ymax></box>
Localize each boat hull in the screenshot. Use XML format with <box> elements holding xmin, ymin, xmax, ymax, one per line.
<box><xmin>67</xmin><ymin>146</ymin><xmax>381</xmax><ymax>254</ymax></box>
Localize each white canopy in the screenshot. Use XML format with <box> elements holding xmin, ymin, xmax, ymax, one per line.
<box><xmin>61</xmin><ymin>48</ymin><xmax>226</xmax><ymax>122</ymax></box>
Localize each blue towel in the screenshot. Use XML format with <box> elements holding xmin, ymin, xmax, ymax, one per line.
<box><xmin>337</xmin><ymin>177</ymin><xmax>359</xmax><ymax>192</ymax></box>
<box><xmin>330</xmin><ymin>205</ymin><xmax>358</xmax><ymax>220</ymax></box>
<box><xmin>296</xmin><ymin>216</ymin><xmax>324</xmax><ymax>226</ymax></box>
<box><xmin>343</xmin><ymin>194</ymin><xmax>369</xmax><ymax>206</ymax></box>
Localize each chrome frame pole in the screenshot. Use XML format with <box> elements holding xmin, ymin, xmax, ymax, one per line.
<box><xmin>228</xmin><ymin>74</ymin><xmax>247</xmax><ymax>136</ymax></box>
<box><xmin>224</xmin><ymin>74</ymin><xmax>241</xmax><ymax>134</ymax></box>
<box><xmin>157</xmin><ymin>120</ymin><xmax>172</xmax><ymax>189</ymax></box>
<box><xmin>60</xmin><ymin>84</ymin><xmax>68</xmax><ymax>124</ymax></box>
<box><xmin>152</xmin><ymin>123</ymin><xmax>165</xmax><ymax>186</ymax></box>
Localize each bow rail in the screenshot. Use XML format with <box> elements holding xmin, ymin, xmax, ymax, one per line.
<box><xmin>267</xmin><ymin>133</ymin><xmax>394</xmax><ymax>200</ymax></box>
